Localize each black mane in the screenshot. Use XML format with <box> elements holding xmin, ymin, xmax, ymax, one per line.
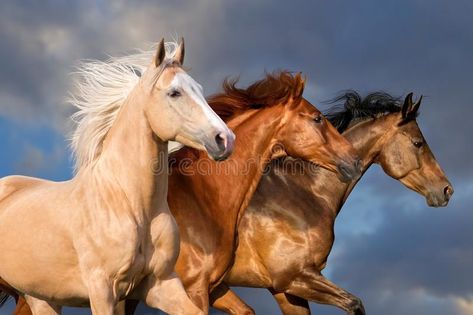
<box><xmin>324</xmin><ymin>91</ymin><xmax>402</xmax><ymax>132</ymax></box>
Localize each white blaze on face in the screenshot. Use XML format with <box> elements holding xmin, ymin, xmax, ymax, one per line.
<box><xmin>171</xmin><ymin>72</ymin><xmax>226</xmax><ymax>130</ymax></box>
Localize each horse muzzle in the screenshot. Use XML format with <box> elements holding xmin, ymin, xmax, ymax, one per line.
<box><xmin>205</xmin><ymin>130</ymin><xmax>235</xmax><ymax>161</ymax></box>
<box><xmin>426</xmin><ymin>184</ymin><xmax>454</xmax><ymax>207</ymax></box>
<box><xmin>337</xmin><ymin>158</ymin><xmax>362</xmax><ymax>183</ymax></box>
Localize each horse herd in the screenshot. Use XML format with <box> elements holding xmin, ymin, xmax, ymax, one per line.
<box><xmin>0</xmin><ymin>38</ymin><xmax>453</xmax><ymax>315</ymax></box>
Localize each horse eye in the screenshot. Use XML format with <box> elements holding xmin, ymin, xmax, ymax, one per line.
<box><xmin>413</xmin><ymin>140</ymin><xmax>424</xmax><ymax>148</ymax></box>
<box><xmin>313</xmin><ymin>115</ymin><xmax>323</xmax><ymax>124</ymax></box>
<box><xmin>168</xmin><ymin>90</ymin><xmax>181</xmax><ymax>98</ymax></box>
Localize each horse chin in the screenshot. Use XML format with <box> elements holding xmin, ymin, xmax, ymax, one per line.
<box><xmin>426</xmin><ymin>194</ymin><xmax>449</xmax><ymax>208</ymax></box>
<box><xmin>205</xmin><ymin>146</ymin><xmax>232</xmax><ymax>161</ymax></box>
<box><xmin>337</xmin><ymin>172</ymin><xmax>353</xmax><ymax>183</ymax></box>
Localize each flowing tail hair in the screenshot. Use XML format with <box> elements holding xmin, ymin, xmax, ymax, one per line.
<box><xmin>0</xmin><ymin>290</ymin><xmax>10</xmax><ymax>306</ymax></box>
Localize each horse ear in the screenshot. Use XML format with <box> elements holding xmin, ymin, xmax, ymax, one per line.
<box><xmin>174</xmin><ymin>37</ymin><xmax>185</xmax><ymax>65</ymax></box>
<box><xmin>155</xmin><ymin>38</ymin><xmax>166</xmax><ymax>68</ymax></box>
<box><xmin>401</xmin><ymin>92</ymin><xmax>413</xmax><ymax>119</ymax></box>
<box><xmin>410</xmin><ymin>95</ymin><xmax>422</xmax><ymax>116</ymax></box>
<box><xmin>293</xmin><ymin>72</ymin><xmax>305</xmax><ymax>99</ymax></box>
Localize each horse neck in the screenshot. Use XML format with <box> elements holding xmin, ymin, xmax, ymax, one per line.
<box><xmin>306</xmin><ymin>114</ymin><xmax>397</xmax><ymax>216</ymax></box>
<box><xmin>94</xmin><ymin>85</ymin><xmax>167</xmax><ymax>217</ymax></box>
<box><xmin>193</xmin><ymin>107</ymin><xmax>284</xmax><ymax>228</ymax></box>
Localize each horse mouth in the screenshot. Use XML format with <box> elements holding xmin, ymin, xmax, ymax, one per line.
<box><xmin>426</xmin><ymin>185</ymin><xmax>453</xmax><ymax>207</ymax></box>
<box><xmin>426</xmin><ymin>194</ymin><xmax>450</xmax><ymax>207</ymax></box>
<box><xmin>336</xmin><ymin>160</ymin><xmax>361</xmax><ymax>183</ymax></box>
<box><xmin>427</xmin><ymin>199</ymin><xmax>449</xmax><ymax>207</ymax></box>
<box><xmin>205</xmin><ymin>145</ymin><xmax>233</xmax><ymax>161</ymax></box>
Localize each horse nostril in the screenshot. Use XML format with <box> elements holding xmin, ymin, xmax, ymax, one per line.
<box><xmin>444</xmin><ymin>185</ymin><xmax>454</xmax><ymax>200</ymax></box>
<box><xmin>215</xmin><ymin>132</ymin><xmax>227</xmax><ymax>151</ymax></box>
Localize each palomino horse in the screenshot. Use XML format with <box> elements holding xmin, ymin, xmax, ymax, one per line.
<box><xmin>209</xmin><ymin>92</ymin><xmax>453</xmax><ymax>315</ymax></box>
<box><xmin>0</xmin><ymin>72</ymin><xmax>360</xmax><ymax>314</ymax></box>
<box><xmin>0</xmin><ymin>38</ymin><xmax>234</xmax><ymax>315</ymax></box>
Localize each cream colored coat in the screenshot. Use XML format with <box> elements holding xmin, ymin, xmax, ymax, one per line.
<box><xmin>0</xmin><ymin>39</ymin><xmax>234</xmax><ymax>315</ymax></box>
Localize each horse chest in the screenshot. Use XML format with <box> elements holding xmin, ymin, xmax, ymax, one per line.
<box><xmin>75</xmin><ymin>217</ymin><xmax>148</xmax><ymax>290</ymax></box>
<box><xmin>110</xmin><ymin>234</ymin><xmax>147</xmax><ymax>271</ymax></box>
<box><xmin>305</xmin><ymin>219</ymin><xmax>336</xmax><ymax>268</ymax></box>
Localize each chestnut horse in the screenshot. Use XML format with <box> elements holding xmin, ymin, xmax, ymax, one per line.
<box><xmin>0</xmin><ymin>71</ymin><xmax>361</xmax><ymax>314</ymax></box>
<box><xmin>209</xmin><ymin>92</ymin><xmax>453</xmax><ymax>315</ymax></box>
<box><xmin>0</xmin><ymin>38</ymin><xmax>235</xmax><ymax>315</ymax></box>
<box><xmin>153</xmin><ymin>72</ymin><xmax>360</xmax><ymax>314</ymax></box>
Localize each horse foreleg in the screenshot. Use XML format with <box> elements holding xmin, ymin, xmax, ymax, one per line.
<box><xmin>269</xmin><ymin>289</ymin><xmax>310</xmax><ymax>315</ymax></box>
<box><xmin>85</xmin><ymin>276</ymin><xmax>117</xmax><ymax>315</ymax></box>
<box><xmin>283</xmin><ymin>270</ymin><xmax>365</xmax><ymax>315</ymax></box>
<box><xmin>113</xmin><ymin>300</ymin><xmax>127</xmax><ymax>315</ymax></box>
<box><xmin>210</xmin><ymin>283</ymin><xmax>255</xmax><ymax>315</ymax></box>
<box><xmin>136</xmin><ymin>273</ymin><xmax>204</xmax><ymax>315</ymax></box>
<box><xmin>179</xmin><ymin>277</ymin><xmax>212</xmax><ymax>314</ymax></box>
<box><xmin>23</xmin><ymin>295</ymin><xmax>61</xmax><ymax>315</ymax></box>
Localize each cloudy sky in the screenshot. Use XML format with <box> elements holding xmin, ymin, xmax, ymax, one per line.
<box><xmin>0</xmin><ymin>1</ymin><xmax>472</xmax><ymax>314</ymax></box>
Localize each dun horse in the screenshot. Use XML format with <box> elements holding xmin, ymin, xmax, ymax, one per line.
<box><xmin>0</xmin><ymin>38</ymin><xmax>234</xmax><ymax>315</ymax></box>
<box><xmin>0</xmin><ymin>71</ymin><xmax>361</xmax><ymax>314</ymax></box>
<box><xmin>209</xmin><ymin>92</ymin><xmax>453</xmax><ymax>315</ymax></box>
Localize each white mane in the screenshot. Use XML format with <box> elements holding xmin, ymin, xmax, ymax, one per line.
<box><xmin>69</xmin><ymin>42</ymin><xmax>178</xmax><ymax>172</ymax></box>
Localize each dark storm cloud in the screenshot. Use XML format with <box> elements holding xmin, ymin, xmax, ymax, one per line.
<box><xmin>1</xmin><ymin>1</ymin><xmax>472</xmax><ymax>167</ymax></box>
<box><xmin>0</xmin><ymin>0</ymin><xmax>229</xmax><ymax>127</ymax></box>
<box><xmin>324</xmin><ymin>181</ymin><xmax>473</xmax><ymax>315</ymax></box>
<box><xmin>0</xmin><ymin>1</ymin><xmax>472</xmax><ymax>315</ymax></box>
<box><xmin>0</xmin><ymin>1</ymin><xmax>90</xmax><ymax>123</ymax></box>
<box><xmin>209</xmin><ymin>0</ymin><xmax>473</xmax><ymax>180</ymax></box>
<box><xmin>332</xmin><ymin>194</ymin><xmax>473</xmax><ymax>297</ymax></box>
